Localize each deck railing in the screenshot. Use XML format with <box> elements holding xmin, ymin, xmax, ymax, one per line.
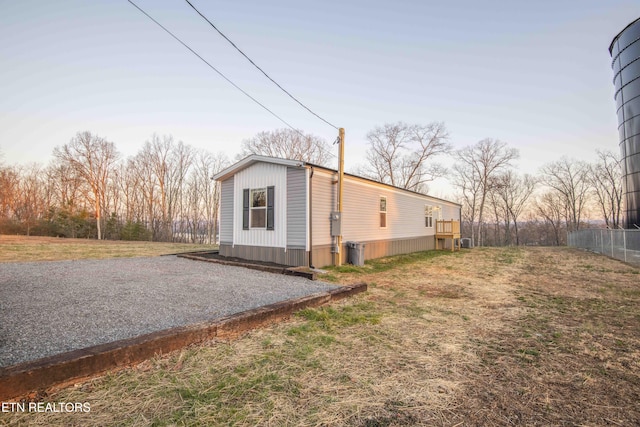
<box><xmin>435</xmin><ymin>220</ymin><xmax>461</xmax><ymax>251</ymax></box>
<box><xmin>435</xmin><ymin>220</ymin><xmax>460</xmax><ymax>236</ymax></box>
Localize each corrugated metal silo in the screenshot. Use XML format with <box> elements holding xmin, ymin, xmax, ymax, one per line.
<box><xmin>610</xmin><ymin>17</ymin><xmax>640</xmax><ymax>229</ymax></box>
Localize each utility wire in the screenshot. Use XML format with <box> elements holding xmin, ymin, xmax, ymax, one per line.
<box><xmin>127</xmin><ymin>0</ymin><xmax>304</xmax><ymax>135</ymax></box>
<box><xmin>184</xmin><ymin>0</ymin><xmax>339</xmax><ymax>131</ymax></box>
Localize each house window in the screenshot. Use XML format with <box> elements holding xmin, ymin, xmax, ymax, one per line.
<box><xmin>243</xmin><ymin>186</ymin><xmax>275</xmax><ymax>230</ymax></box>
<box><xmin>251</xmin><ymin>188</ymin><xmax>267</xmax><ymax>228</ymax></box>
<box><xmin>380</xmin><ymin>196</ymin><xmax>387</xmax><ymax>228</ymax></box>
<box><xmin>425</xmin><ymin>205</ymin><xmax>433</xmax><ymax>228</ymax></box>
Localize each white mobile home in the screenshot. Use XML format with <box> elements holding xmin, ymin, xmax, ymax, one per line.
<box><xmin>213</xmin><ymin>155</ymin><xmax>461</xmax><ymax>268</ymax></box>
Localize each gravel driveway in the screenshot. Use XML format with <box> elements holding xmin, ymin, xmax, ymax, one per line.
<box><xmin>0</xmin><ymin>256</ymin><xmax>338</xmax><ymax>368</ymax></box>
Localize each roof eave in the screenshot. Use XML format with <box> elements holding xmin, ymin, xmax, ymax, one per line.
<box><xmin>212</xmin><ymin>154</ymin><xmax>306</xmax><ymax>181</ymax></box>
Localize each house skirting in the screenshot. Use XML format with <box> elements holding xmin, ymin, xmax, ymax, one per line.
<box><xmin>219</xmin><ymin>244</ymin><xmax>308</xmax><ymax>267</ymax></box>
<box><xmin>311</xmin><ymin>235</ymin><xmax>437</xmax><ymax>268</ymax></box>
<box><xmin>222</xmin><ymin>236</ymin><xmax>444</xmax><ymax>268</ymax></box>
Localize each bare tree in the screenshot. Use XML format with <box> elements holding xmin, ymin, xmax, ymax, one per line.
<box><xmin>453</xmin><ymin>138</ymin><xmax>519</xmax><ymax>246</ymax></box>
<box><xmin>167</xmin><ymin>140</ymin><xmax>194</xmax><ymax>241</ymax></box>
<box><xmin>130</xmin><ymin>149</ymin><xmax>157</xmax><ymax>238</ymax></box>
<box><xmin>487</xmin><ymin>178</ymin><xmax>511</xmax><ymax>246</ymax></box>
<box><xmin>186</xmin><ymin>150</ymin><xmax>229</xmax><ymax>244</ymax></box>
<box><xmin>132</xmin><ymin>135</ymin><xmax>194</xmax><ymax>241</ymax></box>
<box><xmin>144</xmin><ymin>135</ymin><xmax>173</xmax><ymax>238</ymax></box>
<box><xmin>588</xmin><ymin>150</ymin><xmax>623</xmax><ymax>229</ymax></box>
<box><xmin>0</xmin><ymin>165</ymin><xmax>19</xmax><ymax>221</ymax></box>
<box><xmin>362</xmin><ymin>122</ymin><xmax>449</xmax><ymax>192</ymax></box>
<box><xmin>539</xmin><ymin>157</ymin><xmax>590</xmax><ymax>232</ymax></box>
<box><xmin>535</xmin><ymin>191</ymin><xmax>566</xmax><ymax>246</ymax></box>
<box><xmin>45</xmin><ymin>162</ymin><xmax>86</xmax><ymax>212</ymax></box>
<box><xmin>112</xmin><ymin>161</ymin><xmax>143</xmax><ymax>225</ymax></box>
<box><xmin>453</xmin><ymin>163</ymin><xmax>483</xmax><ymax>245</ymax></box>
<box><xmin>43</xmin><ymin>161</ymin><xmax>89</xmax><ymax>237</ymax></box>
<box><xmin>239</xmin><ymin>129</ymin><xmax>333</xmax><ymax>167</ymax></box>
<box><xmin>13</xmin><ymin>164</ymin><xmax>47</xmax><ymax>236</ymax></box>
<box><xmin>53</xmin><ymin>131</ymin><xmax>120</xmax><ymax>239</ymax></box>
<box><xmin>493</xmin><ymin>171</ymin><xmax>537</xmax><ymax>245</ymax></box>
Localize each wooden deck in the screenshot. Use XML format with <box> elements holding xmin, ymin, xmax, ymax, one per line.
<box><xmin>435</xmin><ymin>220</ymin><xmax>461</xmax><ymax>251</ymax></box>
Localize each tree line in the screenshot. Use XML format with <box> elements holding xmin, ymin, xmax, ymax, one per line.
<box><xmin>0</xmin><ymin>124</ymin><xmax>624</xmax><ymax>245</ymax></box>
<box><xmin>0</xmin><ymin>132</ymin><xmax>229</xmax><ymax>242</ymax></box>
<box><xmin>454</xmin><ymin>141</ymin><xmax>622</xmax><ymax>247</ymax></box>
<box><xmin>356</xmin><ymin>123</ymin><xmax>622</xmax><ymax>247</ymax></box>
<box><xmin>0</xmin><ymin>128</ymin><xmax>335</xmax><ymax>242</ymax></box>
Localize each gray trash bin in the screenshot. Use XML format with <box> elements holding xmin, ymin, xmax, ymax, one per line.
<box><xmin>347</xmin><ymin>241</ymin><xmax>365</xmax><ymax>266</ymax></box>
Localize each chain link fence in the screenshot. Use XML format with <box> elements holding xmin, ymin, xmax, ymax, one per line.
<box><xmin>567</xmin><ymin>229</ymin><xmax>640</xmax><ymax>266</ymax></box>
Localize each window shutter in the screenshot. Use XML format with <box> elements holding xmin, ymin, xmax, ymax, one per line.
<box><xmin>243</xmin><ymin>188</ymin><xmax>249</xmax><ymax>230</ymax></box>
<box><xmin>266</xmin><ymin>186</ymin><xmax>275</xmax><ymax>230</ymax></box>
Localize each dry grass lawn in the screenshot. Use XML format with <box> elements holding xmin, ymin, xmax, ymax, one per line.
<box><xmin>1</xmin><ymin>238</ymin><xmax>639</xmax><ymax>426</ymax></box>
<box><xmin>0</xmin><ymin>235</ymin><xmax>215</xmax><ymax>262</ymax></box>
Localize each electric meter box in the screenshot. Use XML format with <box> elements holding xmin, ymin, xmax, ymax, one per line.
<box><xmin>330</xmin><ymin>212</ymin><xmax>342</xmax><ymax>236</ymax></box>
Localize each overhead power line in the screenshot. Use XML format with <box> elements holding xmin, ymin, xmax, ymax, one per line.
<box><xmin>183</xmin><ymin>0</ymin><xmax>339</xmax><ymax>131</ymax></box>
<box><xmin>127</xmin><ymin>0</ymin><xmax>305</xmax><ymax>135</ymax></box>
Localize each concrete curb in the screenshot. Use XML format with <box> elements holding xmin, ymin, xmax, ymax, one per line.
<box><xmin>0</xmin><ymin>283</ymin><xmax>366</xmax><ymax>401</ymax></box>
<box><xmin>177</xmin><ymin>252</ymin><xmax>317</xmax><ymax>280</ymax></box>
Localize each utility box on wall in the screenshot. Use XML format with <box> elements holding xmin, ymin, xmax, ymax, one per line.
<box><xmin>330</xmin><ymin>212</ymin><xmax>342</xmax><ymax>236</ymax></box>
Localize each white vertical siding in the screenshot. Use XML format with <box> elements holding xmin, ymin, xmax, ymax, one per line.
<box><xmin>220</xmin><ymin>177</ymin><xmax>234</xmax><ymax>244</ymax></box>
<box><xmin>233</xmin><ymin>162</ymin><xmax>288</xmax><ymax>248</ymax></box>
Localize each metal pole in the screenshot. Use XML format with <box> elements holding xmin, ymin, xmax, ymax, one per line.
<box><xmin>611</xmin><ymin>229</ymin><xmax>614</xmax><ymax>258</ymax></box>
<box><xmin>624</xmin><ymin>229</ymin><xmax>627</xmax><ymax>263</ymax></box>
<box><xmin>334</xmin><ymin>128</ymin><xmax>345</xmax><ymax>267</ymax></box>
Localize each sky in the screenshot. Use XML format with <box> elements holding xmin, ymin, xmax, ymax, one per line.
<box><xmin>0</xmin><ymin>0</ymin><xmax>638</xmax><ymax>197</ymax></box>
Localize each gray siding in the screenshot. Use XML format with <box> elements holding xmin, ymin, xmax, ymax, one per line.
<box><xmin>287</xmin><ymin>167</ymin><xmax>307</xmax><ymax>249</ymax></box>
<box><xmin>220</xmin><ymin>177</ymin><xmax>234</xmax><ymax>244</ymax></box>
<box><xmin>220</xmin><ymin>244</ymin><xmax>308</xmax><ymax>267</ymax></box>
